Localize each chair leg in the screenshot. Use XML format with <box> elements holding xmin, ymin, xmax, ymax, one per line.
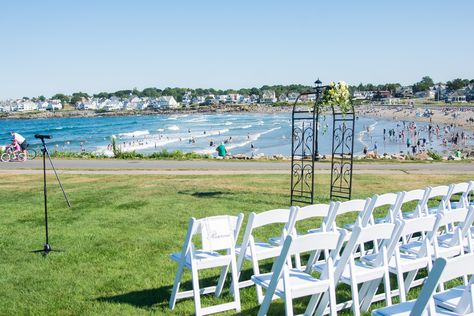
<box><xmin>257</xmin><ymin>284</ymin><xmax>274</xmax><ymax>316</ymax></box>
<box><xmin>169</xmin><ymin>263</ymin><xmax>185</xmax><ymax>309</ymax></box>
<box><xmin>285</xmin><ymin>293</ymin><xmax>294</xmax><ymax>316</ymax></box>
<box><xmin>351</xmin><ymin>281</ymin><xmax>360</xmax><ymax>316</ymax></box>
<box><xmin>215</xmin><ymin>264</ymin><xmax>229</xmax><ymax>297</ymax></box>
<box><xmin>383</xmin><ymin>267</ymin><xmax>392</xmax><ymax>307</ymax></box>
<box><xmin>397</xmin><ymin>270</ymin><xmax>407</xmax><ymax>302</ymax></box>
<box><xmin>230</xmin><ymin>255</ymin><xmax>241</xmax><ymax>312</ymax></box>
<box><xmin>305</xmin><ymin>293</ymin><xmax>322</xmax><ymax>316</ymax></box>
<box><xmin>191</xmin><ymin>267</ymin><xmax>202</xmax><ymax>316</ymax></box>
<box><xmin>252</xmin><ymin>256</ymin><xmax>264</xmax><ymax>304</ymax></box>
<box><xmin>314</xmin><ymin>292</ymin><xmax>329</xmax><ymax>316</ymax></box>
<box><xmin>328</xmin><ymin>282</ymin><xmax>337</xmax><ymax>316</ymax></box>
<box><xmin>404</xmin><ymin>269</ymin><xmax>418</xmax><ymax>294</ymax></box>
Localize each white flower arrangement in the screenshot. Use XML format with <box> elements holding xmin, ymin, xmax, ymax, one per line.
<box><xmin>321</xmin><ymin>81</ymin><xmax>352</xmax><ymax>113</ymax></box>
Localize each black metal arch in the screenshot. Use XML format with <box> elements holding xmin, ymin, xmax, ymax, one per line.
<box><xmin>290</xmin><ymin>80</ymin><xmax>355</xmax><ymax>206</ymax></box>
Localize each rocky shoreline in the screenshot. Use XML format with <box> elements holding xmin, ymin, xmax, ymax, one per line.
<box><xmin>0</xmin><ymin>104</ymin><xmax>293</xmax><ymax>120</ymax></box>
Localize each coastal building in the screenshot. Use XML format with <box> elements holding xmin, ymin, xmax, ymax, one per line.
<box><xmin>76</xmin><ymin>100</ymin><xmax>98</xmax><ymax>110</ymax></box>
<box><xmin>15</xmin><ymin>100</ymin><xmax>37</xmax><ymax>112</ymax></box>
<box><xmin>155</xmin><ymin>96</ymin><xmax>179</xmax><ymax>109</ymax></box>
<box><xmin>181</xmin><ymin>92</ymin><xmax>192</xmax><ymax>106</ymax></box>
<box><xmin>448</xmin><ymin>89</ymin><xmax>467</xmax><ymax>103</ymax></box>
<box><xmin>191</xmin><ymin>96</ymin><xmax>205</xmax><ymax>105</ymax></box>
<box><xmin>260</xmin><ymin>90</ymin><xmax>277</xmax><ymax>104</ymax></box>
<box><xmin>278</xmin><ymin>94</ymin><xmax>288</xmax><ymax>103</ymax></box>
<box><xmin>372</xmin><ymin>90</ymin><xmax>391</xmax><ymax>100</ymax></box>
<box><xmin>287</xmin><ymin>92</ymin><xmax>300</xmax><ymax>103</ymax></box>
<box><xmin>394</xmin><ymin>86</ymin><xmax>413</xmax><ymax>98</ymax></box>
<box><xmin>47</xmin><ymin>100</ymin><xmax>63</xmax><ymax>111</ymax></box>
<box><xmin>465</xmin><ymin>85</ymin><xmax>474</xmax><ymax>102</ymax></box>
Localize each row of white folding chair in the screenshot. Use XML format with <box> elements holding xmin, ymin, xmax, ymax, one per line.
<box><xmin>251</xmin><ymin>221</ymin><xmax>405</xmax><ymax>316</ymax></box>
<box><xmin>233</xmin><ymin>207</ymin><xmax>298</xmax><ymax>303</ymax></box>
<box><xmin>372</xmin><ymin>252</ymin><xmax>474</xmax><ymax>316</ymax></box>
<box><xmin>252</xmin><ymin>230</ymin><xmax>345</xmax><ymax>316</ymax></box>
<box><xmin>169</xmin><ymin>214</ymin><xmax>244</xmax><ymax>316</ymax></box>
<box><xmin>388</xmin><ymin>205</ymin><xmax>474</xmax><ymax>304</ymax></box>
<box><xmin>306</xmin><ymin>221</ymin><xmax>405</xmax><ymax>316</ymax></box>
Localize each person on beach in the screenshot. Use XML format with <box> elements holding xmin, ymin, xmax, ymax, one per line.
<box><xmin>216</xmin><ymin>142</ymin><xmax>227</xmax><ymax>157</ymax></box>
<box><xmin>10</xmin><ymin>131</ymin><xmax>28</xmax><ymax>160</ymax></box>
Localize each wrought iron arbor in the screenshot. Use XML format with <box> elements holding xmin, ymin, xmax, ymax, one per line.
<box><xmin>290</xmin><ymin>79</ymin><xmax>355</xmax><ymax>205</ymax></box>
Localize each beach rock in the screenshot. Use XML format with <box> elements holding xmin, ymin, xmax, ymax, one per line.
<box><xmin>366</xmin><ymin>151</ymin><xmax>378</xmax><ymax>159</ymax></box>
<box><xmin>415</xmin><ymin>152</ymin><xmax>429</xmax><ymax>160</ymax></box>
<box><xmin>390</xmin><ymin>154</ymin><xmax>405</xmax><ymax>160</ymax></box>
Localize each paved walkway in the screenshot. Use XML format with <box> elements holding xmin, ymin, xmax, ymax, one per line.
<box><xmin>0</xmin><ymin>159</ymin><xmax>473</xmax><ymax>175</ymax></box>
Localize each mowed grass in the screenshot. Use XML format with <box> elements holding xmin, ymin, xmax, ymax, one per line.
<box><xmin>0</xmin><ymin>173</ymin><xmax>472</xmax><ymax>315</ymax></box>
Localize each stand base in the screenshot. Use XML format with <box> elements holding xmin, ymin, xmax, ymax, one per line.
<box><xmin>32</xmin><ymin>244</ymin><xmax>63</xmax><ymax>256</ymax></box>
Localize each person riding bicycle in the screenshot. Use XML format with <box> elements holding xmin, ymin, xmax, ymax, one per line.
<box><xmin>11</xmin><ymin>139</ymin><xmax>21</xmax><ymax>156</ymax></box>
<box><xmin>10</xmin><ymin>131</ymin><xmax>28</xmax><ymax>161</ymax></box>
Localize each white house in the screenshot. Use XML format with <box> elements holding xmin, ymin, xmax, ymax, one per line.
<box><xmin>47</xmin><ymin>100</ymin><xmax>63</xmax><ymax>111</ymax></box>
<box><xmin>77</xmin><ymin>100</ymin><xmax>98</xmax><ymax>110</ymax></box>
<box><xmin>155</xmin><ymin>96</ymin><xmax>179</xmax><ymax>109</ymax></box>
<box><xmin>16</xmin><ymin>100</ymin><xmax>38</xmax><ymax>112</ymax></box>
<box><xmin>260</xmin><ymin>90</ymin><xmax>276</xmax><ymax>104</ymax></box>
<box><xmin>287</xmin><ymin>92</ymin><xmax>299</xmax><ymax>102</ymax></box>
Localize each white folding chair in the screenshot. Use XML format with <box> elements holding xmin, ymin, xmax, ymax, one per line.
<box><xmin>425</xmin><ymin>185</ymin><xmax>451</xmax><ymax>216</ymax></box>
<box><xmin>435</xmin><ymin>205</ymin><xmax>474</xmax><ymax>257</ymax></box>
<box><xmin>252</xmin><ymin>231</ymin><xmax>346</xmax><ymax>316</ymax></box>
<box><xmin>234</xmin><ymin>207</ymin><xmax>298</xmax><ymax>303</ymax></box>
<box><xmin>309</xmin><ymin>222</ymin><xmax>403</xmax><ymax>316</ymax></box>
<box><xmin>450</xmin><ymin>181</ymin><xmax>474</xmax><ymax>210</ymax></box>
<box><xmin>366</xmin><ymin>192</ymin><xmax>403</xmax><ymax>225</ymax></box>
<box><xmin>399</xmin><ymin>188</ymin><xmax>430</xmax><ymax>219</ymax></box>
<box><xmin>269</xmin><ymin>203</ymin><xmax>336</xmax><ymax>269</ymax></box>
<box><xmin>169</xmin><ymin>214</ymin><xmax>244</xmax><ymax>316</ymax></box>
<box><xmin>391</xmin><ymin>216</ymin><xmax>437</xmax><ymax>302</ymax></box>
<box><xmin>372</xmin><ymin>253</ymin><xmax>474</xmax><ymax>316</ymax></box>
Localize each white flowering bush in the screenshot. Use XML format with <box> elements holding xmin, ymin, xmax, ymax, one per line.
<box><xmin>321</xmin><ymin>81</ymin><xmax>352</xmax><ymax>113</ymax></box>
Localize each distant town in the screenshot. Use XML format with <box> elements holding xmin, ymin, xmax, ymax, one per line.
<box><xmin>1</xmin><ymin>77</ymin><xmax>473</xmax><ymax>113</ymax></box>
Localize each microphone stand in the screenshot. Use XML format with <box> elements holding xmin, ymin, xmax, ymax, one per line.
<box><xmin>32</xmin><ymin>136</ymin><xmax>71</xmax><ymax>256</ymax></box>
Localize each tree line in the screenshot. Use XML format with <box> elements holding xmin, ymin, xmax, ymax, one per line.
<box><xmin>22</xmin><ymin>76</ymin><xmax>474</xmax><ymax>104</ymax></box>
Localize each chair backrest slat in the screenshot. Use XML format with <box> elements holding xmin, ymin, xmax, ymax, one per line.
<box><xmin>357</xmin><ymin>222</ymin><xmax>396</xmax><ymax>244</ymax></box>
<box><xmin>297</xmin><ymin>203</ymin><xmax>333</xmax><ymax>221</ymax></box>
<box><xmin>252</xmin><ymin>208</ymin><xmax>291</xmax><ymax>227</ymax></box>
<box><xmin>289</xmin><ymin>231</ymin><xmax>341</xmax><ymax>255</ymax></box>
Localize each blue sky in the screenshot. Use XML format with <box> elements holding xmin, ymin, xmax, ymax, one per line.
<box><xmin>1</xmin><ymin>0</ymin><xmax>473</xmax><ymax>99</ymax></box>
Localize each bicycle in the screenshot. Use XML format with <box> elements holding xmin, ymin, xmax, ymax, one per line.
<box><xmin>1</xmin><ymin>150</ymin><xmax>26</xmax><ymax>162</ymax></box>
<box><xmin>26</xmin><ymin>144</ymin><xmax>37</xmax><ymax>160</ymax></box>
<box><xmin>1</xmin><ymin>144</ymin><xmax>36</xmax><ymax>161</ymax></box>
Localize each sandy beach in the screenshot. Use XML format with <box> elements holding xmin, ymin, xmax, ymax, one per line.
<box><xmin>359</xmin><ymin>105</ymin><xmax>474</xmax><ymax>131</ymax></box>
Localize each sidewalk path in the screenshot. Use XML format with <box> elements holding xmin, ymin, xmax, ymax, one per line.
<box><xmin>0</xmin><ymin>159</ymin><xmax>473</xmax><ymax>175</ymax></box>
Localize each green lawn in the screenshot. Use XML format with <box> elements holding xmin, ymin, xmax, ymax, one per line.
<box><xmin>0</xmin><ymin>173</ymin><xmax>472</xmax><ymax>315</ymax></box>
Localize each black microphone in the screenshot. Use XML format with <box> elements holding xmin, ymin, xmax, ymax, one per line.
<box><xmin>34</xmin><ymin>134</ymin><xmax>52</xmax><ymax>140</ymax></box>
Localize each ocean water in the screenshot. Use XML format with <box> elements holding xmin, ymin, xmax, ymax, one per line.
<box><xmin>0</xmin><ymin>113</ymin><xmax>471</xmax><ymax>156</ymax></box>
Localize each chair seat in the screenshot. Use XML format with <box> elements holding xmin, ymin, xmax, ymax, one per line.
<box><xmin>451</xmin><ymin>201</ymin><xmax>474</xmax><ymax>209</ymax></box>
<box><xmin>372</xmin><ymin>300</ymin><xmax>459</xmax><ymax>315</ymax></box>
<box><xmin>401</xmin><ymin>211</ymin><xmax>417</xmax><ymax>219</ymax></box>
<box><xmin>235</xmin><ymin>242</ymin><xmax>282</xmax><ymax>261</ymax></box>
<box><xmin>361</xmin><ymin>252</ymin><xmax>429</xmax><ymax>272</ymax></box>
<box><xmin>340</xmin><ymin>261</ymin><xmax>386</xmax><ymax>284</ymax></box>
<box><xmin>252</xmin><ymin>268</ymin><xmax>330</xmax><ymax>299</ymax></box>
<box><xmin>268</xmin><ymin>234</ymin><xmax>303</xmax><ymax>246</ymax></box>
<box><xmin>401</xmin><ymin>240</ymin><xmax>462</xmax><ymax>259</ymax></box>
<box><xmin>374</xmin><ymin>217</ymin><xmax>389</xmax><ymax>224</ymax></box>
<box><xmin>433</xmin><ymin>285</ymin><xmax>469</xmax><ymax>313</ymax></box>
<box><xmin>170</xmin><ymin>250</ymin><xmax>230</xmax><ymax>269</ymax></box>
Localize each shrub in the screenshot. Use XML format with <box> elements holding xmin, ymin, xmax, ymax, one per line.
<box><xmin>427</xmin><ymin>150</ymin><xmax>442</xmax><ymax>161</ymax></box>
